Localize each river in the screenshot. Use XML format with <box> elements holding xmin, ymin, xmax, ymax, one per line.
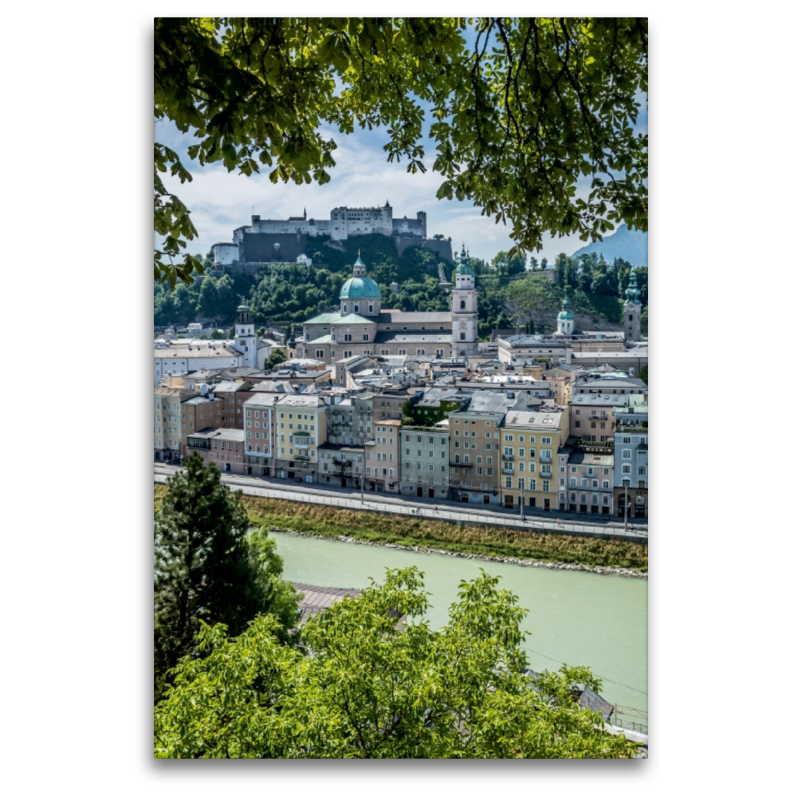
<box><xmin>271</xmin><ymin>532</ymin><xmax>648</xmax><ymax>718</ymax></box>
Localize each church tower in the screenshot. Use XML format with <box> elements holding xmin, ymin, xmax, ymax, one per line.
<box><xmin>451</xmin><ymin>245</ymin><xmax>478</xmax><ymax>356</ymax></box>
<box><xmin>623</xmin><ymin>270</ymin><xmax>642</xmax><ymax>342</ymax></box>
<box><xmin>234</xmin><ymin>299</ymin><xmax>257</xmax><ymax>368</ymax></box>
<box><xmin>555</xmin><ymin>294</ymin><xmax>575</xmax><ymax>336</ymax></box>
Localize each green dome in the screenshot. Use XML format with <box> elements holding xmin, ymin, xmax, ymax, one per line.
<box><xmin>557</xmin><ymin>297</ymin><xmax>574</xmax><ymax>321</ymax></box>
<box><xmin>237</xmin><ymin>301</ymin><xmax>250</xmax><ymax>312</ymax></box>
<box><xmin>340</xmin><ymin>276</ymin><xmax>381</xmax><ymax>300</ymax></box>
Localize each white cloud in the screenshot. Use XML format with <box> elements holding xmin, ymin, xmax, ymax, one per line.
<box><xmin>156</xmin><ymin>119</ymin><xmax>633</xmax><ymax>264</ymax></box>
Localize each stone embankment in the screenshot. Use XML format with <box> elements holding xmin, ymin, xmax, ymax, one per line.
<box><xmin>267</xmin><ymin>527</ymin><xmax>648</xmax><ymax>580</ymax></box>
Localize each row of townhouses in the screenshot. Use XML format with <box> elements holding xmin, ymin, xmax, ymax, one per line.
<box><xmin>155</xmin><ymin>364</ymin><xmax>648</xmax><ymax>519</ymax></box>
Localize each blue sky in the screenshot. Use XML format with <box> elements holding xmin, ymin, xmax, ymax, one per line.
<box><xmin>155</xmin><ymin>84</ymin><xmax>647</xmax><ymax>266</ymax></box>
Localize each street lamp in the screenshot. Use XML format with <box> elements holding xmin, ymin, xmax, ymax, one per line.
<box><xmin>623</xmin><ymin>481</ymin><xmax>629</xmax><ymax>532</ymax></box>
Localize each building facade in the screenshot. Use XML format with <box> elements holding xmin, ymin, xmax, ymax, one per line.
<box><xmin>274</xmin><ymin>395</ymin><xmax>327</xmax><ymax>483</ymax></box>
<box><xmin>499</xmin><ymin>409</ymin><xmax>570</xmax><ymax>511</ymax></box>
<box><xmin>365</xmin><ymin>419</ymin><xmax>401</xmax><ymax>493</ymax></box>
<box><xmin>613</xmin><ymin>400</ymin><xmax>648</xmax><ymax>519</ymax></box>
<box><xmin>399</xmin><ymin>424</ymin><xmax>450</xmax><ymax>499</ymax></box>
<box><xmin>185</xmin><ymin>428</ymin><xmax>246</xmax><ymax>473</ymax></box>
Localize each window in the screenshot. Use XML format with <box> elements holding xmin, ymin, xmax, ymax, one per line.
<box><xmin>518</xmin><ymin>447</ymin><xmax>525</xmax><ymax>456</ymax></box>
<box><xmin>529</xmin><ymin>463</ymin><xmax>536</xmax><ymax>472</ymax></box>
<box><xmin>622</xmin><ymin>465</ymin><xmax>631</xmax><ymax>474</ymax></box>
<box><xmin>529</xmin><ymin>478</ymin><xmax>536</xmax><ymax>491</ymax></box>
<box><xmin>518</xmin><ymin>477</ymin><xmax>525</xmax><ymax>490</ymax></box>
<box><xmin>505</xmin><ymin>476</ymin><xmax>512</xmax><ymax>488</ymax></box>
<box><xmin>622</xmin><ymin>449</ymin><xmax>632</xmax><ymax>459</ymax></box>
<box><xmin>542</xmin><ymin>437</ymin><xmax>552</xmax><ymax>445</ymax></box>
<box><xmin>542</xmin><ymin>480</ymin><xmax>550</xmax><ymax>492</ymax></box>
<box><xmin>504</xmin><ymin>434</ymin><xmax>513</xmax><ymax>442</ymax></box>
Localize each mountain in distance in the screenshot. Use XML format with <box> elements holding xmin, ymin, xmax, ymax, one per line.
<box><xmin>570</xmin><ymin>224</ymin><xmax>647</xmax><ymax>266</ymax></box>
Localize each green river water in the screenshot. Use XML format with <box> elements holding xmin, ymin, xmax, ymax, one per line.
<box><xmin>271</xmin><ymin>532</ymin><xmax>648</xmax><ymax>718</ymax></box>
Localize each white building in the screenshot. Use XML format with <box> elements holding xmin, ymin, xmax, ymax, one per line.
<box><xmin>153</xmin><ymin>301</ymin><xmax>271</xmax><ymax>385</ymax></box>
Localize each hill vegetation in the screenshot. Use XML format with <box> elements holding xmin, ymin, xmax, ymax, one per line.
<box><xmin>154</xmin><ymin>236</ymin><xmax>648</xmax><ymax>338</ymax></box>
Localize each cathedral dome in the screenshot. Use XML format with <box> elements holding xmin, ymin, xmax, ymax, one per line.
<box><xmin>339</xmin><ymin>276</ymin><xmax>381</xmax><ymax>300</ymax></box>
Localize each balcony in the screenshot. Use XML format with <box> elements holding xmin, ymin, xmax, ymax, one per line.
<box><xmin>450</xmin><ymin>461</ymin><xmax>474</xmax><ymax>468</ymax></box>
<box><xmin>539</xmin><ymin>470</ymin><xmax>553</xmax><ymax>478</ymax></box>
<box><xmin>540</xmin><ymin>456</ymin><xmax>552</xmax><ymax>464</ymax></box>
<box><xmin>502</xmin><ymin>454</ymin><xmax>514</xmax><ymax>461</ymax></box>
<box><xmin>502</xmin><ymin>466</ymin><xmax>514</xmax><ymax>474</ymax></box>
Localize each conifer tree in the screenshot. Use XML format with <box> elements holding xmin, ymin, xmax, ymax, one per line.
<box><xmin>154</xmin><ymin>453</ymin><xmax>299</xmax><ymax>700</ymax></box>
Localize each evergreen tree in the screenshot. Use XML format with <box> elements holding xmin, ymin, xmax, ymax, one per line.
<box><xmin>154</xmin><ymin>454</ymin><xmax>299</xmax><ymax>700</ymax></box>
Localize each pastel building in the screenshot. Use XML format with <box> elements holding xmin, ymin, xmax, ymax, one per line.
<box><xmin>243</xmin><ymin>394</ymin><xmax>280</xmax><ymax>477</ymax></box>
<box><xmin>399</xmin><ymin>424</ymin><xmax>450</xmax><ymax>499</ymax></box>
<box><xmin>185</xmin><ymin>428</ymin><xmax>246</xmax><ymax>473</ymax></box>
<box><xmin>365</xmin><ymin>419</ymin><xmax>401</xmax><ymax>493</ymax></box>
<box><xmin>500</xmin><ymin>408</ymin><xmax>570</xmax><ymax>511</ymax></box>
<box><xmin>274</xmin><ymin>395</ymin><xmax>327</xmax><ymax>483</ymax></box>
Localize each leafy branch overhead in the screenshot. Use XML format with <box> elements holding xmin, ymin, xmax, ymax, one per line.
<box><xmin>155</xmin><ymin>17</ymin><xmax>647</xmax><ymax>286</ymax></box>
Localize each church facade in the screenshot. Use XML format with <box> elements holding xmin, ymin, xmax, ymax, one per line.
<box><xmin>296</xmin><ymin>247</ymin><xmax>479</xmax><ymax>363</ymax></box>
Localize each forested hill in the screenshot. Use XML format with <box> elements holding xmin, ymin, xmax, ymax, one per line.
<box><xmin>154</xmin><ymin>235</ymin><xmax>647</xmax><ymax>338</ymax></box>
<box><xmin>570</xmin><ymin>224</ymin><xmax>647</xmax><ymax>267</ymax></box>
<box><xmin>153</xmin><ymin>235</ymin><xmax>452</xmax><ymax>329</ymax></box>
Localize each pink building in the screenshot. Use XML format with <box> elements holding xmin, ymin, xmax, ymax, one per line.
<box><xmin>365</xmin><ymin>419</ymin><xmax>401</xmax><ymax>493</ymax></box>
<box><xmin>186</xmin><ymin>428</ymin><xmax>246</xmax><ymax>474</ymax></box>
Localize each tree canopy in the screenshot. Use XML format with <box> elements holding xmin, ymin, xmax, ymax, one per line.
<box><xmin>155</xmin><ymin>17</ymin><xmax>647</xmax><ymax>286</ymax></box>
<box><xmin>154</xmin><ymin>454</ymin><xmax>300</xmax><ymax>700</ymax></box>
<box><xmin>154</xmin><ymin>568</ymin><xmax>639</xmax><ymax>758</ymax></box>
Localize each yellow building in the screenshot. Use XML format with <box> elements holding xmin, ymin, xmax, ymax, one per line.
<box><xmin>499</xmin><ymin>408</ymin><xmax>570</xmax><ymax>512</ymax></box>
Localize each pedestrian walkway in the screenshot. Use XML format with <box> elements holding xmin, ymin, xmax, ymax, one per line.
<box><xmin>154</xmin><ymin>465</ymin><xmax>648</xmax><ymax>543</ymax></box>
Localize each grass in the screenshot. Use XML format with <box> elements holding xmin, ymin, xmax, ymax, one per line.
<box><xmin>154</xmin><ymin>485</ymin><xmax>647</xmax><ymax>571</ymax></box>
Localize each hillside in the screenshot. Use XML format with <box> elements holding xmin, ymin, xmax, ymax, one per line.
<box><xmin>570</xmin><ymin>224</ymin><xmax>647</xmax><ymax>267</ymax></box>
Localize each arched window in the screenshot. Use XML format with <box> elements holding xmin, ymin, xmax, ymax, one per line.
<box><xmin>460</xmin><ymin>300</ymin><xmax>466</xmax><ymax>309</ymax></box>
<box><xmin>629</xmin><ymin>314</ymin><xmax>633</xmax><ymax>321</ymax></box>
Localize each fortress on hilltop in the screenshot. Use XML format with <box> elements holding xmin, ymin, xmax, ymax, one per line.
<box><xmin>212</xmin><ymin>201</ymin><xmax>453</xmax><ymax>272</ymax></box>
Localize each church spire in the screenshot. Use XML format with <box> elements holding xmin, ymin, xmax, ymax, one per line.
<box><xmin>353</xmin><ymin>250</ymin><xmax>367</xmax><ymax>277</ymax></box>
<box><xmin>625</xmin><ymin>269</ymin><xmax>642</xmax><ymax>305</ymax></box>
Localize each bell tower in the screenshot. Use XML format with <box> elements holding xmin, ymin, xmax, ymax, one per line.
<box><xmin>235</xmin><ymin>299</ymin><xmax>257</xmax><ymax>368</ymax></box>
<box><xmin>623</xmin><ymin>270</ymin><xmax>642</xmax><ymax>342</ymax></box>
<box><xmin>451</xmin><ymin>244</ymin><xmax>479</xmax><ymax>357</ymax></box>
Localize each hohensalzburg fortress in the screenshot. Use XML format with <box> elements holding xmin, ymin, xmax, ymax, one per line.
<box><xmin>212</xmin><ymin>201</ymin><xmax>447</xmax><ymax>267</ymax></box>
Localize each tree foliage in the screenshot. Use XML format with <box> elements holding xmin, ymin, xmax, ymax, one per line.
<box><xmin>154</xmin><ymin>568</ymin><xmax>638</xmax><ymax>758</ymax></box>
<box><xmin>154</xmin><ymin>17</ymin><xmax>647</xmax><ymax>285</ymax></box>
<box><xmin>154</xmin><ymin>454</ymin><xmax>300</xmax><ymax>701</ymax></box>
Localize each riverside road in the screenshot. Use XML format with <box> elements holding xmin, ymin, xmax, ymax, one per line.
<box><xmin>154</xmin><ymin>464</ymin><xmax>648</xmax><ymax>543</ymax></box>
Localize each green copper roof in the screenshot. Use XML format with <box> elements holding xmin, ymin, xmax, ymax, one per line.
<box><xmin>625</xmin><ymin>270</ymin><xmax>642</xmax><ymax>305</ymax></box>
<box><xmin>354</xmin><ymin>253</ymin><xmax>366</xmax><ymax>268</ymax></box>
<box><xmin>340</xmin><ymin>276</ymin><xmax>381</xmax><ymax>300</ymax></box>
<box><xmin>455</xmin><ymin>243</ymin><xmax>474</xmax><ymax>277</ymax></box>
<box><xmin>557</xmin><ymin>296</ymin><xmax>574</xmax><ymax>321</ymax></box>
